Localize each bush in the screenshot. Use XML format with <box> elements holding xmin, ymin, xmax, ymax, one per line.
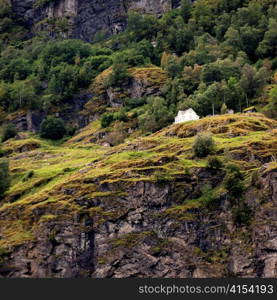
<box><xmin>207</xmin><ymin>156</ymin><xmax>223</xmax><ymax>169</ymax></box>
<box><xmin>113</xmin><ymin>109</ymin><xmax>128</xmax><ymax>122</ymax></box>
<box><xmin>1</xmin><ymin>123</ymin><xmax>17</xmax><ymax>142</ymax></box>
<box><xmin>106</xmin><ymin>64</ymin><xmax>132</xmax><ymax>88</ymax></box>
<box><xmin>193</xmin><ymin>133</ymin><xmax>215</xmax><ymax>158</ymax></box>
<box><xmin>153</xmin><ymin>170</ymin><xmax>174</xmax><ymax>183</ymax></box>
<box><xmin>40</xmin><ymin>116</ymin><xmax>67</xmax><ymax>140</ymax></box>
<box><xmin>0</xmin><ymin>158</ymin><xmax>9</xmax><ymax>198</ymax></box>
<box><xmin>220</xmin><ymin>103</ymin><xmax>228</xmax><ymax>114</ymax></box>
<box><xmin>66</xmin><ymin>125</ymin><xmax>77</xmax><ymax>137</ymax></box>
<box><xmin>224</xmin><ymin>164</ymin><xmax>245</xmax><ymax>201</ymax></box>
<box><xmin>199</xmin><ymin>184</ymin><xmax>217</xmax><ymax>209</ymax></box>
<box><xmin>22</xmin><ymin>170</ymin><xmax>34</xmax><ymax>182</ymax></box>
<box><xmin>125</xmin><ymin>97</ymin><xmax>146</xmax><ymax>109</ymax></box>
<box><xmin>101</xmin><ymin>113</ymin><xmax>114</xmax><ymax>128</ymax></box>
<box><xmin>233</xmin><ymin>203</ymin><xmax>253</xmax><ymax>226</ymax></box>
<box><xmin>138</xmin><ymin>97</ymin><xmax>174</xmax><ymax>133</ymax></box>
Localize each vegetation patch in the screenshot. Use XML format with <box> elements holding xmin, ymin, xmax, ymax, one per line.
<box><xmin>110</xmin><ymin>231</ymin><xmax>153</xmax><ymax>249</ymax></box>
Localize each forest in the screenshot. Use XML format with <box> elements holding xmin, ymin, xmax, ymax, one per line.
<box><xmin>0</xmin><ymin>0</ymin><xmax>276</xmax><ymax>138</ymax></box>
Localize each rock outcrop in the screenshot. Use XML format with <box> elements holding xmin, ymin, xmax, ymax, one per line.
<box><xmin>1</xmin><ymin>166</ymin><xmax>276</xmax><ymax>278</ymax></box>
<box><xmin>9</xmin><ymin>0</ymin><xmax>182</xmax><ymax>41</ymax></box>
<box><xmin>92</xmin><ymin>66</ymin><xmax>168</xmax><ymax>108</ymax></box>
<box><xmin>0</xmin><ymin>114</ymin><xmax>276</xmax><ymax>278</ymax></box>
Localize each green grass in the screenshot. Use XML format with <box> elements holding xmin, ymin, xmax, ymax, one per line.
<box><xmin>0</xmin><ymin>113</ymin><xmax>276</xmax><ymax>250</ymax></box>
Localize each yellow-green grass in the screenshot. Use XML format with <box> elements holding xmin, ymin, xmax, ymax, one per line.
<box><xmin>3</xmin><ymin>135</ymin><xmax>107</xmax><ymax>207</ymax></box>
<box><xmin>91</xmin><ymin>66</ymin><xmax>167</xmax><ymax>96</ymax></box>
<box><xmin>66</xmin><ymin>120</ymin><xmax>102</xmax><ymax>146</ymax></box>
<box><xmin>0</xmin><ymin>113</ymin><xmax>276</xmax><ymax>249</ymax></box>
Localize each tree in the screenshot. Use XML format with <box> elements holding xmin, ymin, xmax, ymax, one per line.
<box><xmin>127</xmin><ymin>12</ymin><xmax>158</xmax><ymax>42</ymax></box>
<box><xmin>239</xmin><ymin>64</ymin><xmax>257</xmax><ymax>100</ymax></box>
<box><xmin>220</xmin><ymin>103</ymin><xmax>228</xmax><ymax>114</ymax></box>
<box><xmin>240</xmin><ymin>26</ymin><xmax>261</xmax><ymax>59</ymax></box>
<box><xmin>191</xmin><ymin>82</ymin><xmax>223</xmax><ymax>116</ymax></box>
<box><xmin>48</xmin><ymin>64</ymin><xmax>79</xmax><ymax>100</ymax></box>
<box><xmin>136</xmin><ymin>39</ymin><xmax>157</xmax><ymax>64</ymax></box>
<box><xmin>9</xmin><ymin>78</ymin><xmax>37</xmax><ymax>110</ymax></box>
<box><xmin>40</xmin><ymin>116</ymin><xmax>67</xmax><ymax>140</ymax></box>
<box><xmin>207</xmin><ymin>156</ymin><xmax>223</xmax><ymax>170</ymax></box>
<box><xmin>182</xmin><ymin>64</ymin><xmax>202</xmax><ymax>94</ymax></box>
<box><xmin>201</xmin><ymin>63</ymin><xmax>223</xmax><ymax>84</ymax></box>
<box><xmin>0</xmin><ymin>57</ymin><xmax>32</xmax><ymax>82</ymax></box>
<box><xmin>167</xmin><ymin>18</ymin><xmax>193</xmax><ymax>55</ymax></box>
<box><xmin>193</xmin><ymin>132</ymin><xmax>216</xmax><ymax>158</ymax></box>
<box><xmin>263</xmin><ymin>85</ymin><xmax>277</xmax><ymax>119</ymax></box>
<box><xmin>257</xmin><ymin>19</ymin><xmax>277</xmax><ymax>58</ymax></box>
<box><xmin>40</xmin><ymin>39</ymin><xmax>92</xmax><ymax>67</ymax></box>
<box><xmin>106</xmin><ymin>55</ymin><xmax>132</xmax><ymax>88</ymax></box>
<box><xmin>0</xmin><ymin>80</ymin><xmax>9</xmax><ymax>109</ymax></box>
<box><xmin>225</xmin><ymin>76</ymin><xmax>245</xmax><ymax>112</ymax></box>
<box><xmin>224</xmin><ymin>164</ymin><xmax>245</xmax><ymax>204</ymax></box>
<box><xmin>0</xmin><ymin>0</ymin><xmax>11</xmax><ymax>18</ymax></box>
<box><xmin>0</xmin><ymin>158</ymin><xmax>9</xmax><ymax>198</ymax></box>
<box><xmin>101</xmin><ymin>113</ymin><xmax>114</xmax><ymax>128</ymax></box>
<box><xmin>1</xmin><ymin>123</ymin><xmax>17</xmax><ymax>142</ymax></box>
<box><xmin>138</xmin><ymin>97</ymin><xmax>173</xmax><ymax>133</ymax></box>
<box><xmin>192</xmin><ymin>1</ymin><xmax>214</xmax><ymax>32</ymax></box>
<box><xmin>224</xmin><ymin>27</ymin><xmax>241</xmax><ymax>49</ymax></box>
<box><xmin>165</xmin><ymin>56</ymin><xmax>182</xmax><ymax>78</ymax></box>
<box><xmin>180</xmin><ymin>0</ymin><xmax>192</xmax><ymax>22</ymax></box>
<box><xmin>239</xmin><ymin>64</ymin><xmax>270</xmax><ymax>101</ymax></box>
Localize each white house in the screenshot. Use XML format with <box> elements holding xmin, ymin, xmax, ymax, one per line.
<box><xmin>174</xmin><ymin>108</ymin><xmax>199</xmax><ymax>124</ymax></box>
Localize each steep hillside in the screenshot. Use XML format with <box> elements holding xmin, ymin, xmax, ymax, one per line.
<box><xmin>0</xmin><ymin>114</ymin><xmax>276</xmax><ymax>277</ymax></box>
<box><xmin>9</xmin><ymin>0</ymin><xmax>181</xmax><ymax>41</ymax></box>
<box><xmin>0</xmin><ymin>0</ymin><xmax>276</xmax><ymax>278</ymax></box>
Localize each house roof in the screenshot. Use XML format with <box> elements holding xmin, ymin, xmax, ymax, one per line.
<box><xmin>178</xmin><ymin>108</ymin><xmax>197</xmax><ymax>114</ymax></box>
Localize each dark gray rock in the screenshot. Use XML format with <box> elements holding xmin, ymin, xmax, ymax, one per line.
<box><xmin>1</xmin><ymin>166</ymin><xmax>276</xmax><ymax>278</ymax></box>
<box><xmin>10</xmin><ymin>0</ymin><xmax>179</xmax><ymax>41</ymax></box>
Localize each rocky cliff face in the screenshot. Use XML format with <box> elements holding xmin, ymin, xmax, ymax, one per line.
<box><xmin>0</xmin><ymin>114</ymin><xmax>276</xmax><ymax>278</ymax></box>
<box><xmin>1</xmin><ymin>159</ymin><xmax>276</xmax><ymax>278</ymax></box>
<box><xmin>10</xmin><ymin>0</ymin><xmax>181</xmax><ymax>41</ymax></box>
<box><xmin>92</xmin><ymin>66</ymin><xmax>168</xmax><ymax>108</ymax></box>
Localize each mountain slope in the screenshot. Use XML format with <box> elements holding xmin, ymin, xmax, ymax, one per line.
<box><xmin>9</xmin><ymin>0</ymin><xmax>180</xmax><ymax>41</ymax></box>
<box><xmin>0</xmin><ymin>113</ymin><xmax>276</xmax><ymax>277</ymax></box>
<box><xmin>0</xmin><ymin>0</ymin><xmax>276</xmax><ymax>278</ymax></box>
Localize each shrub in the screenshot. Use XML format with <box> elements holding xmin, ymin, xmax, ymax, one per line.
<box><xmin>101</xmin><ymin>113</ymin><xmax>114</xmax><ymax>128</ymax></box>
<box><xmin>193</xmin><ymin>133</ymin><xmax>216</xmax><ymax>158</ymax></box>
<box><xmin>40</xmin><ymin>116</ymin><xmax>66</xmax><ymax>140</ymax></box>
<box><xmin>34</xmin><ymin>0</ymin><xmax>56</xmax><ymax>9</ymax></box>
<box><xmin>66</xmin><ymin>125</ymin><xmax>77</xmax><ymax>136</ymax></box>
<box><xmin>184</xmin><ymin>167</ymin><xmax>191</xmax><ymax>176</ymax></box>
<box><xmin>233</xmin><ymin>203</ymin><xmax>253</xmax><ymax>226</ymax></box>
<box><xmin>125</xmin><ymin>97</ymin><xmax>146</xmax><ymax>109</ymax></box>
<box><xmin>113</xmin><ymin>109</ymin><xmax>128</xmax><ymax>122</ymax></box>
<box><xmin>1</xmin><ymin>123</ymin><xmax>17</xmax><ymax>142</ymax></box>
<box><xmin>138</xmin><ymin>97</ymin><xmax>174</xmax><ymax>133</ymax></box>
<box><xmin>22</xmin><ymin>170</ymin><xmax>34</xmax><ymax>182</ymax></box>
<box><xmin>224</xmin><ymin>164</ymin><xmax>245</xmax><ymax>202</ymax></box>
<box><xmin>199</xmin><ymin>184</ymin><xmax>217</xmax><ymax>209</ymax></box>
<box><xmin>207</xmin><ymin>156</ymin><xmax>223</xmax><ymax>169</ymax></box>
<box><xmin>251</xmin><ymin>169</ymin><xmax>262</xmax><ymax>188</ymax></box>
<box><xmin>220</xmin><ymin>103</ymin><xmax>228</xmax><ymax>114</ymax></box>
<box><xmin>0</xmin><ymin>158</ymin><xmax>9</xmax><ymax>198</ymax></box>
<box><xmin>106</xmin><ymin>61</ymin><xmax>132</xmax><ymax>88</ymax></box>
<box><xmin>153</xmin><ymin>170</ymin><xmax>174</xmax><ymax>183</ymax></box>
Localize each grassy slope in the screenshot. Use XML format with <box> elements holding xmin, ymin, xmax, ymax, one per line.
<box><xmin>0</xmin><ymin>113</ymin><xmax>276</xmax><ymax>250</ymax></box>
